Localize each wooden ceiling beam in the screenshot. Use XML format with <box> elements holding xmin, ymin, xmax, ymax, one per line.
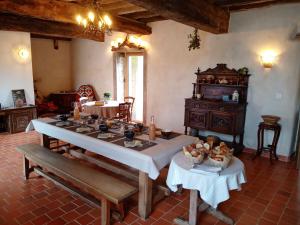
<box><xmin>138</xmin><ymin>16</ymin><xmax>167</xmax><ymax>23</ymax></box>
<box><xmin>0</xmin><ymin>0</ymin><xmax>151</xmax><ymax>35</ymax></box>
<box><xmin>122</xmin><ymin>11</ymin><xmax>160</xmax><ymax>20</ymax></box>
<box><xmin>214</xmin><ymin>0</ymin><xmax>300</xmax><ymax>10</ymax></box>
<box><xmin>108</xmin><ymin>6</ymin><xmax>146</xmax><ymax>15</ymax></box>
<box><xmin>125</xmin><ymin>0</ymin><xmax>230</xmax><ymax>34</ymax></box>
<box><xmin>0</xmin><ymin>12</ymin><xmax>104</xmax><ymax>42</ymax></box>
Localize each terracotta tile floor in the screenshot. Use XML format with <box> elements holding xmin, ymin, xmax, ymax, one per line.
<box><xmin>0</xmin><ymin>132</ymin><xmax>299</xmax><ymax>225</ymax></box>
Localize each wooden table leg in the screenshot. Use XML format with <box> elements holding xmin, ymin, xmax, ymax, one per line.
<box><xmin>174</xmin><ymin>189</ymin><xmax>198</xmax><ymax>225</ymax></box>
<box><xmin>40</xmin><ymin>134</ymin><xmax>50</xmax><ymax>148</ymax></box>
<box><xmin>138</xmin><ymin>171</ymin><xmax>153</xmax><ymax>220</ymax></box>
<box><xmin>189</xmin><ymin>190</ymin><xmax>198</xmax><ymax>225</ymax></box>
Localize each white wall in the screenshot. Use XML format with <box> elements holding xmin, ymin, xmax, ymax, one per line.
<box><xmin>31</xmin><ymin>38</ymin><xmax>73</xmax><ymax>96</ymax></box>
<box><xmin>72</xmin><ymin>4</ymin><xmax>300</xmax><ymax>157</ymax></box>
<box><xmin>0</xmin><ymin>31</ymin><xmax>34</xmax><ymax>107</ymax></box>
<box><xmin>71</xmin><ymin>32</ymin><xmax>124</xmax><ymax>100</ymax></box>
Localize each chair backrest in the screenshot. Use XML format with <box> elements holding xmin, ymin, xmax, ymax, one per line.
<box><xmin>124</xmin><ymin>96</ymin><xmax>135</xmax><ymax>121</ymax></box>
<box><xmin>76</xmin><ymin>85</ymin><xmax>96</xmax><ymax>101</ymax></box>
<box><xmin>118</xmin><ymin>103</ymin><xmax>131</xmax><ymax>122</ymax></box>
<box><xmin>124</xmin><ymin>96</ymin><xmax>135</xmax><ymax>105</ymax></box>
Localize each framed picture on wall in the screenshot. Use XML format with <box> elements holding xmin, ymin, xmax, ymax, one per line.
<box><xmin>12</xmin><ymin>89</ymin><xmax>27</xmax><ymax>107</ymax></box>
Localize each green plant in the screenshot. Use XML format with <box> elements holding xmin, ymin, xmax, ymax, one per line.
<box><xmin>188</xmin><ymin>28</ymin><xmax>201</xmax><ymax>51</ymax></box>
<box><xmin>103</xmin><ymin>92</ymin><xmax>111</xmax><ymax>99</ymax></box>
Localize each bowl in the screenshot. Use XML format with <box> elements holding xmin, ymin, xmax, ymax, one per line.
<box><xmin>91</xmin><ymin>114</ymin><xmax>99</xmax><ymax>120</ymax></box>
<box><xmin>161</xmin><ymin>129</ymin><xmax>172</xmax><ymax>138</ymax></box>
<box><xmin>135</xmin><ymin>123</ymin><xmax>144</xmax><ymax>132</ymax></box>
<box><xmin>124</xmin><ymin>130</ymin><xmax>135</xmax><ymax>141</ymax></box>
<box><xmin>99</xmin><ymin>124</ymin><xmax>109</xmax><ymax>133</ymax></box>
<box><xmin>261</xmin><ymin>115</ymin><xmax>280</xmax><ymax>125</ymax></box>
<box><xmin>59</xmin><ymin>114</ymin><xmax>69</xmax><ymax>122</ymax></box>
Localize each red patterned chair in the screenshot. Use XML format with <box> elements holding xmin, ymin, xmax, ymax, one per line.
<box><xmin>76</xmin><ymin>85</ymin><xmax>96</xmax><ymax>102</ymax></box>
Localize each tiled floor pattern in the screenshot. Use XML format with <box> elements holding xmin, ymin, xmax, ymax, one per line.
<box><xmin>0</xmin><ymin>132</ymin><xmax>299</xmax><ymax>225</ymax></box>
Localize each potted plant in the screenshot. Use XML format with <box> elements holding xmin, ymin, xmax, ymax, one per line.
<box><xmin>103</xmin><ymin>92</ymin><xmax>111</xmax><ymax>103</ymax></box>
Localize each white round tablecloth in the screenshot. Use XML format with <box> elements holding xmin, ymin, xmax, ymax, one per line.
<box><xmin>166</xmin><ymin>152</ymin><xmax>247</xmax><ymax>208</ymax></box>
<box><xmin>83</xmin><ymin>101</ymin><xmax>119</xmax><ymax>118</ymax></box>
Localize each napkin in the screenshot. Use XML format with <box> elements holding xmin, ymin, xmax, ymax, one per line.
<box><xmin>190</xmin><ymin>163</ymin><xmax>222</xmax><ymax>176</ymax></box>
<box><xmin>124</xmin><ymin>140</ymin><xmax>143</xmax><ymax>148</ymax></box>
<box><xmin>76</xmin><ymin>127</ymin><xmax>92</xmax><ymax>133</ymax></box>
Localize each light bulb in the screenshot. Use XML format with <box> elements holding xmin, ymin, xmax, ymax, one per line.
<box><xmin>103</xmin><ymin>15</ymin><xmax>112</xmax><ymax>27</ymax></box>
<box><xmin>261</xmin><ymin>50</ymin><xmax>277</xmax><ymax>68</ymax></box>
<box><xmin>117</xmin><ymin>38</ymin><xmax>123</xmax><ymax>44</ymax></box>
<box><xmin>98</xmin><ymin>20</ymin><xmax>103</xmax><ymax>29</ymax></box>
<box><xmin>88</xmin><ymin>11</ymin><xmax>95</xmax><ymax>22</ymax></box>
<box><xmin>18</xmin><ymin>48</ymin><xmax>30</xmax><ymax>60</ymax></box>
<box><xmin>76</xmin><ymin>15</ymin><xmax>82</xmax><ymax>25</ymax></box>
<box><xmin>82</xmin><ymin>19</ymin><xmax>87</xmax><ymax>28</ymax></box>
<box><xmin>129</xmin><ymin>36</ymin><xmax>136</xmax><ymax>44</ymax></box>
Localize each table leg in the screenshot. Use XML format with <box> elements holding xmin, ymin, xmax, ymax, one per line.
<box><xmin>189</xmin><ymin>190</ymin><xmax>198</xmax><ymax>225</ymax></box>
<box><xmin>138</xmin><ymin>171</ymin><xmax>153</xmax><ymax>220</ymax></box>
<box><xmin>40</xmin><ymin>134</ymin><xmax>50</xmax><ymax>148</ymax></box>
<box><xmin>173</xmin><ymin>190</ymin><xmax>198</xmax><ymax>225</ymax></box>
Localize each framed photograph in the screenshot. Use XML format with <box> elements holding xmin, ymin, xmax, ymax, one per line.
<box><xmin>12</xmin><ymin>89</ymin><xmax>27</xmax><ymax>107</ymax></box>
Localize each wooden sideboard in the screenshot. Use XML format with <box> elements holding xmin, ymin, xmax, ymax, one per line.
<box><xmin>184</xmin><ymin>64</ymin><xmax>250</xmax><ymax>154</ymax></box>
<box><xmin>0</xmin><ymin>105</ymin><xmax>37</xmax><ymax>133</ymax></box>
<box><xmin>49</xmin><ymin>92</ymin><xmax>77</xmax><ymax>114</ymax></box>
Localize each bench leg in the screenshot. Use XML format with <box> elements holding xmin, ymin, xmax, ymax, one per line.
<box><xmin>23</xmin><ymin>155</ymin><xmax>30</xmax><ymax>180</ymax></box>
<box><xmin>101</xmin><ymin>198</ymin><xmax>111</xmax><ymax>225</ymax></box>
<box><xmin>116</xmin><ymin>202</ymin><xmax>125</xmax><ymax>221</ymax></box>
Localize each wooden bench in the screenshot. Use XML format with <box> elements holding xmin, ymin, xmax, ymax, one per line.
<box><xmin>16</xmin><ymin>144</ymin><xmax>137</xmax><ymax>225</ymax></box>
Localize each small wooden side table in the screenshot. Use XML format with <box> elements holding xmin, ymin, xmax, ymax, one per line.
<box><xmin>254</xmin><ymin>122</ymin><xmax>281</xmax><ymax>162</ymax></box>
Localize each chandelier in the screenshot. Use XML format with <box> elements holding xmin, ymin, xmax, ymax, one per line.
<box><xmin>75</xmin><ymin>0</ymin><xmax>112</xmax><ymax>34</ymax></box>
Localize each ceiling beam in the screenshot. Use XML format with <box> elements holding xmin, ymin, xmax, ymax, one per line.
<box><xmin>122</xmin><ymin>11</ymin><xmax>160</xmax><ymax>20</ymax></box>
<box><xmin>214</xmin><ymin>0</ymin><xmax>300</xmax><ymax>10</ymax></box>
<box><xmin>125</xmin><ymin>0</ymin><xmax>230</xmax><ymax>34</ymax></box>
<box><xmin>0</xmin><ymin>12</ymin><xmax>104</xmax><ymax>42</ymax></box>
<box><xmin>0</xmin><ymin>0</ymin><xmax>151</xmax><ymax>35</ymax></box>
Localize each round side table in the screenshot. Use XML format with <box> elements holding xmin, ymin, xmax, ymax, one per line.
<box><xmin>254</xmin><ymin>122</ymin><xmax>281</xmax><ymax>163</ymax></box>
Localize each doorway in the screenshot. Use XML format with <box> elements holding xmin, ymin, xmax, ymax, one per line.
<box><xmin>114</xmin><ymin>52</ymin><xmax>146</xmax><ymax>122</ymax></box>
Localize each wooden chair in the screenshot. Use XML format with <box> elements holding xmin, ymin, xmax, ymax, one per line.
<box><xmin>114</xmin><ymin>103</ymin><xmax>131</xmax><ymax>122</ymax></box>
<box><xmin>124</xmin><ymin>97</ymin><xmax>135</xmax><ymax>121</ymax></box>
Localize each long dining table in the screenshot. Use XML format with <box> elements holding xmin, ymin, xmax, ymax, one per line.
<box><xmin>26</xmin><ymin>117</ymin><xmax>195</xmax><ymax>219</ymax></box>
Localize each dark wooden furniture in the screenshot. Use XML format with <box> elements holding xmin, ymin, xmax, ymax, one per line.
<box><xmin>115</xmin><ymin>103</ymin><xmax>131</xmax><ymax>122</ymax></box>
<box><xmin>48</xmin><ymin>92</ymin><xmax>77</xmax><ymax>114</ymax></box>
<box><xmin>124</xmin><ymin>96</ymin><xmax>135</xmax><ymax>121</ymax></box>
<box><xmin>17</xmin><ymin>144</ymin><xmax>137</xmax><ymax>225</ymax></box>
<box><xmin>254</xmin><ymin>122</ymin><xmax>281</xmax><ymax>163</ymax></box>
<box><xmin>0</xmin><ymin>105</ymin><xmax>37</xmax><ymax>133</ymax></box>
<box><xmin>184</xmin><ymin>64</ymin><xmax>250</xmax><ymax>154</ymax></box>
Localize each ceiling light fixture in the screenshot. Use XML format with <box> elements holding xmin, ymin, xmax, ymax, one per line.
<box><xmin>75</xmin><ymin>0</ymin><xmax>112</xmax><ymax>35</ymax></box>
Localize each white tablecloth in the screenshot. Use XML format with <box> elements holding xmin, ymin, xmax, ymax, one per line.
<box><xmin>83</xmin><ymin>101</ymin><xmax>119</xmax><ymax>118</ymax></box>
<box><xmin>26</xmin><ymin>118</ymin><xmax>195</xmax><ymax>180</ymax></box>
<box><xmin>166</xmin><ymin>152</ymin><xmax>246</xmax><ymax>208</ymax></box>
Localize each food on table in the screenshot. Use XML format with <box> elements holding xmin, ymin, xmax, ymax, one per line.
<box><xmin>183</xmin><ymin>138</ymin><xmax>233</xmax><ymax>168</ymax></box>
<box><xmin>208</xmin><ymin>142</ymin><xmax>233</xmax><ymax>168</ymax></box>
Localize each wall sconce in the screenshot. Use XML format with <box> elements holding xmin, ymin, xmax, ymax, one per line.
<box><xmin>18</xmin><ymin>48</ymin><xmax>30</xmax><ymax>60</ymax></box>
<box><xmin>111</xmin><ymin>34</ymin><xmax>148</xmax><ymax>51</ymax></box>
<box><xmin>260</xmin><ymin>50</ymin><xmax>277</xmax><ymax>68</ymax></box>
<box><xmin>13</xmin><ymin>46</ymin><xmax>31</xmax><ymax>64</ymax></box>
